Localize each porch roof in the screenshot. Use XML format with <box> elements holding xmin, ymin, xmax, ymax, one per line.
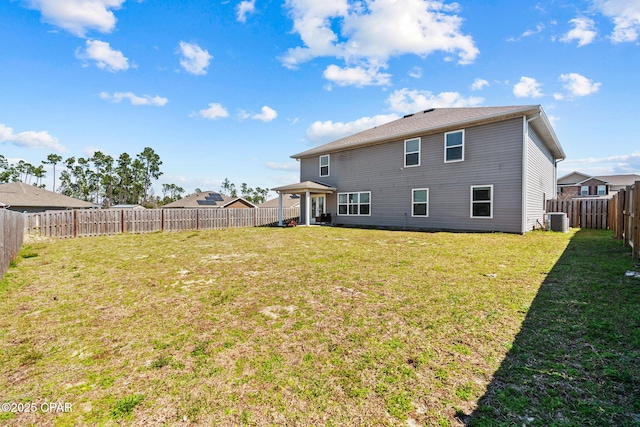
<box><xmin>272</xmin><ymin>181</ymin><xmax>337</xmax><ymax>195</ymax></box>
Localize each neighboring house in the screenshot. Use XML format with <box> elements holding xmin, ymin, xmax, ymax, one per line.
<box><xmin>258</xmin><ymin>194</ymin><xmax>300</xmax><ymax>209</ymax></box>
<box><xmin>0</xmin><ymin>182</ymin><xmax>96</xmax><ymax>213</ymax></box>
<box><xmin>162</xmin><ymin>190</ymin><xmax>256</xmax><ymax>209</ymax></box>
<box><xmin>557</xmin><ymin>171</ymin><xmax>640</xmax><ymax>198</ymax></box>
<box><xmin>110</xmin><ymin>204</ymin><xmax>146</xmax><ymax>209</ymax></box>
<box><xmin>273</xmin><ymin>105</ymin><xmax>565</xmax><ymax>233</ymax></box>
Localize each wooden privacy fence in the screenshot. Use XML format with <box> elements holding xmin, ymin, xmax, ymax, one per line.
<box><xmin>610</xmin><ymin>181</ymin><xmax>640</xmax><ymax>260</ymax></box>
<box><xmin>25</xmin><ymin>207</ymin><xmax>300</xmax><ymax>238</ymax></box>
<box><xmin>0</xmin><ymin>209</ymin><xmax>25</xmax><ymax>278</ymax></box>
<box><xmin>546</xmin><ymin>198</ymin><xmax>609</xmax><ymax>230</ymax></box>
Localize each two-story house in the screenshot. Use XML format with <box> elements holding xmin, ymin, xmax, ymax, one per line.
<box><xmin>273</xmin><ymin>105</ymin><xmax>565</xmax><ymax>233</ymax></box>
<box><xmin>557</xmin><ymin>171</ymin><xmax>640</xmax><ymax>198</ymax></box>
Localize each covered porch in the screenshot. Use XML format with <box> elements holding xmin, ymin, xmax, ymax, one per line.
<box><xmin>272</xmin><ymin>181</ymin><xmax>337</xmax><ymax>226</ymax></box>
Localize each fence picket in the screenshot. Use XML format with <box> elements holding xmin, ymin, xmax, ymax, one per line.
<box><xmin>546</xmin><ymin>198</ymin><xmax>609</xmax><ymax>230</ymax></box>
<box><xmin>25</xmin><ymin>207</ymin><xmax>299</xmax><ymax>239</ymax></box>
<box><xmin>1</xmin><ymin>210</ymin><xmax>25</xmax><ymax>278</ymax></box>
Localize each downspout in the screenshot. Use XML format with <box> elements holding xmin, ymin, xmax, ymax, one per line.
<box><xmin>523</xmin><ymin>113</ymin><xmax>541</xmax><ymax>233</ymax></box>
<box><xmin>554</xmin><ymin>157</ymin><xmax>565</xmax><ymax>198</ymax></box>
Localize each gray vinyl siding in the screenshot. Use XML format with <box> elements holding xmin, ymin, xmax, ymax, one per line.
<box><xmin>300</xmin><ymin>117</ymin><xmax>526</xmax><ymax>233</ymax></box>
<box><xmin>525</xmin><ymin>123</ymin><xmax>556</xmax><ymax>231</ymax></box>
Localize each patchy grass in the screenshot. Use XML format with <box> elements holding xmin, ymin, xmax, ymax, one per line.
<box><xmin>0</xmin><ymin>227</ymin><xmax>637</xmax><ymax>426</ymax></box>
<box><xmin>462</xmin><ymin>229</ymin><xmax>640</xmax><ymax>427</ymax></box>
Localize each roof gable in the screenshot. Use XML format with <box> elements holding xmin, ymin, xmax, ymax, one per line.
<box><xmin>557</xmin><ymin>171</ymin><xmax>591</xmax><ymax>185</ymax></box>
<box><xmin>0</xmin><ymin>182</ymin><xmax>95</xmax><ymax>208</ymax></box>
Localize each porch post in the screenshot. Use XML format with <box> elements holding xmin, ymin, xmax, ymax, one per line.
<box><xmin>278</xmin><ymin>193</ymin><xmax>283</xmax><ymax>226</ymax></box>
<box><xmin>305</xmin><ymin>190</ymin><xmax>311</xmax><ymax>226</ymax></box>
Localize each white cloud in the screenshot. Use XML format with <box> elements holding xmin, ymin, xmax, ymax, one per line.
<box><xmin>238</xmin><ymin>106</ymin><xmax>278</xmax><ymax>122</ymax></box>
<box><xmin>24</xmin><ymin>0</ymin><xmax>124</xmax><ymax>37</ymax></box>
<box><xmin>199</xmin><ymin>103</ymin><xmax>229</xmax><ymax>120</ymax></box>
<box><xmin>323</xmin><ymin>64</ymin><xmax>391</xmax><ymax>87</ymax></box>
<box><xmin>100</xmin><ymin>91</ymin><xmax>168</xmax><ymax>106</ymax></box>
<box><xmin>408</xmin><ymin>66</ymin><xmax>422</xmax><ymax>78</ymax></box>
<box><xmin>560</xmin><ymin>17</ymin><xmax>597</xmax><ymax>46</ymax></box>
<box><xmin>513</xmin><ymin>76</ymin><xmax>544</xmax><ymax>98</ymax></box>
<box><xmin>282</xmin><ymin>0</ymin><xmax>479</xmax><ymax>86</ymax></box>
<box><xmin>249</xmin><ymin>106</ymin><xmax>278</xmax><ymax>122</ymax></box>
<box><xmin>269</xmin><ymin>173</ymin><xmax>300</xmax><ymax>186</ymax></box>
<box><xmin>593</xmin><ymin>0</ymin><xmax>640</xmax><ymax>42</ymax></box>
<box><xmin>306</xmin><ymin>114</ymin><xmax>399</xmax><ymax>144</ymax></box>
<box><xmin>387</xmin><ymin>88</ymin><xmax>484</xmax><ymax>114</ymax></box>
<box><xmin>236</xmin><ymin>0</ymin><xmax>256</xmax><ymax>23</ymax></box>
<box><xmin>560</xmin><ymin>151</ymin><xmax>640</xmax><ymax>175</ymax></box>
<box><xmin>76</xmin><ymin>39</ymin><xmax>129</xmax><ymax>72</ymax></box>
<box><xmin>471</xmin><ymin>78</ymin><xmax>489</xmax><ymax>91</ymax></box>
<box><xmin>559</xmin><ymin>72</ymin><xmax>601</xmax><ymax>97</ymax></box>
<box><xmin>83</xmin><ymin>146</ymin><xmax>102</xmax><ymax>156</ymax></box>
<box><xmin>178</xmin><ymin>42</ymin><xmax>212</xmax><ymax>75</ymax></box>
<box><xmin>0</xmin><ymin>123</ymin><xmax>66</xmax><ymax>152</ymax></box>
<box><xmin>522</xmin><ymin>23</ymin><xmax>545</xmax><ymax>37</ymax></box>
<box><xmin>265</xmin><ymin>161</ymin><xmax>299</xmax><ymax>171</ymax></box>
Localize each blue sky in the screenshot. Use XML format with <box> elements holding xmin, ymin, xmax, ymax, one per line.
<box><xmin>1</xmin><ymin>0</ymin><xmax>639</xmax><ymax>198</ymax></box>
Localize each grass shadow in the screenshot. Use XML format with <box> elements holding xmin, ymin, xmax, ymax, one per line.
<box><xmin>459</xmin><ymin>229</ymin><xmax>640</xmax><ymax>427</ymax></box>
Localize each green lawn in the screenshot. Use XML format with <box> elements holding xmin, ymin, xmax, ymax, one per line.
<box><xmin>0</xmin><ymin>227</ymin><xmax>638</xmax><ymax>426</ymax></box>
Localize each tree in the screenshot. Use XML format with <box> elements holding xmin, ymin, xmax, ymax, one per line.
<box><xmin>220</xmin><ymin>178</ymin><xmax>237</xmax><ymax>197</ymax></box>
<box><xmin>0</xmin><ymin>155</ymin><xmax>19</xmax><ymax>183</ymax></box>
<box><xmin>91</xmin><ymin>151</ymin><xmax>115</xmax><ymax>207</ymax></box>
<box><xmin>33</xmin><ymin>165</ymin><xmax>46</xmax><ymax>188</ymax></box>
<box><xmin>42</xmin><ymin>153</ymin><xmax>63</xmax><ymax>192</ymax></box>
<box><xmin>250</xmin><ymin>187</ymin><xmax>269</xmax><ymax>204</ymax></box>
<box><xmin>160</xmin><ymin>183</ymin><xmax>185</xmax><ymax>205</ymax></box>
<box><xmin>115</xmin><ymin>153</ymin><xmax>133</xmax><ymax>204</ymax></box>
<box><xmin>136</xmin><ymin>147</ymin><xmax>162</xmax><ymax>204</ymax></box>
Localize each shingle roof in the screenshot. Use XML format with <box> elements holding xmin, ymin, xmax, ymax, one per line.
<box><xmin>162</xmin><ymin>191</ymin><xmax>255</xmax><ymax>208</ymax></box>
<box><xmin>557</xmin><ymin>172</ymin><xmax>640</xmax><ymax>187</ymax></box>
<box><xmin>162</xmin><ymin>191</ymin><xmax>235</xmax><ymax>208</ymax></box>
<box><xmin>0</xmin><ymin>182</ymin><xmax>96</xmax><ymax>208</ymax></box>
<box><xmin>258</xmin><ymin>194</ymin><xmax>301</xmax><ymax>208</ymax></box>
<box><xmin>272</xmin><ymin>181</ymin><xmax>337</xmax><ymax>194</ymax></box>
<box><xmin>292</xmin><ymin>105</ymin><xmax>564</xmax><ymax>160</ymax></box>
<box><xmin>594</xmin><ymin>174</ymin><xmax>640</xmax><ymax>186</ymax></box>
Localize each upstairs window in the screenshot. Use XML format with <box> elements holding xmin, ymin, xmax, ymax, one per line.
<box><xmin>581</xmin><ymin>186</ymin><xmax>589</xmax><ymax>196</ymax></box>
<box><xmin>404</xmin><ymin>138</ymin><xmax>420</xmax><ymax>167</ymax></box>
<box><xmin>445</xmin><ymin>130</ymin><xmax>464</xmax><ymax>163</ymax></box>
<box><xmin>319</xmin><ymin>155</ymin><xmax>330</xmax><ymax>177</ymax></box>
<box><xmin>412</xmin><ymin>189</ymin><xmax>429</xmax><ymax>217</ymax></box>
<box><xmin>338</xmin><ymin>192</ymin><xmax>371</xmax><ymax>216</ymax></box>
<box><xmin>597</xmin><ymin>185</ymin><xmax>606</xmax><ymax>196</ymax></box>
<box><xmin>471</xmin><ymin>185</ymin><xmax>493</xmax><ymax>218</ymax></box>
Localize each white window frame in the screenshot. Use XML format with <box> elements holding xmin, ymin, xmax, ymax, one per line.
<box><xmin>319</xmin><ymin>155</ymin><xmax>330</xmax><ymax>177</ymax></box>
<box><xmin>444</xmin><ymin>129</ymin><xmax>465</xmax><ymax>163</ymax></box>
<box><xmin>470</xmin><ymin>185</ymin><xmax>493</xmax><ymax>219</ymax></box>
<box><xmin>404</xmin><ymin>138</ymin><xmax>421</xmax><ymax>167</ymax></box>
<box><xmin>597</xmin><ymin>185</ymin><xmax>606</xmax><ymax>196</ymax></box>
<box><xmin>581</xmin><ymin>185</ymin><xmax>589</xmax><ymax>196</ymax></box>
<box><xmin>337</xmin><ymin>191</ymin><xmax>371</xmax><ymax>216</ymax></box>
<box><xmin>411</xmin><ymin>188</ymin><xmax>429</xmax><ymax>217</ymax></box>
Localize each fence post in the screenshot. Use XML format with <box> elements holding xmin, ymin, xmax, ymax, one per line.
<box><xmin>633</xmin><ymin>182</ymin><xmax>640</xmax><ymax>260</ymax></box>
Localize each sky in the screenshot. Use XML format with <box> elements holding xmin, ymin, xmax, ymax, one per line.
<box><xmin>1</xmin><ymin>0</ymin><xmax>640</xmax><ymax>199</ymax></box>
